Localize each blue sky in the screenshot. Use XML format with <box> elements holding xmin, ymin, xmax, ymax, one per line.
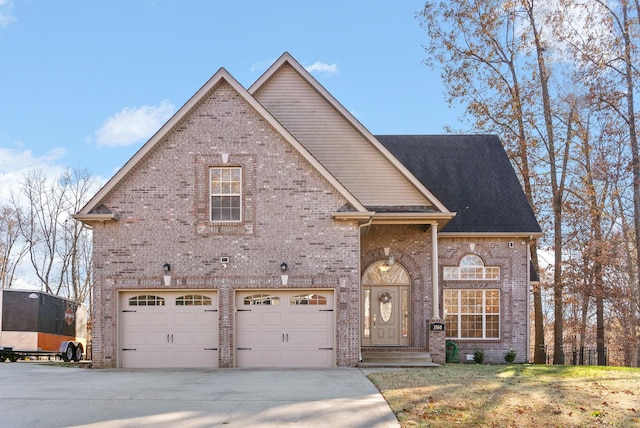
<box><xmin>0</xmin><ymin>0</ymin><xmax>462</xmax><ymax>196</ymax></box>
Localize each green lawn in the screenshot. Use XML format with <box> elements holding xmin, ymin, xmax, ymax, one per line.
<box><xmin>367</xmin><ymin>364</ymin><xmax>640</xmax><ymax>427</ymax></box>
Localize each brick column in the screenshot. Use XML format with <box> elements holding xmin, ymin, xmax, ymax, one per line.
<box><xmin>428</xmin><ymin>320</ymin><xmax>446</xmax><ymax>364</ymax></box>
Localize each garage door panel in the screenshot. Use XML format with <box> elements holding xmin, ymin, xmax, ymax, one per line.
<box><xmin>263</xmin><ymin>312</ymin><xmax>282</xmax><ymax>325</ymax></box>
<box><xmin>307</xmin><ymin>331</ymin><xmax>331</xmax><ymax>345</ymax></box>
<box><xmin>174</xmin><ymin>350</ymin><xmax>216</xmax><ymax>366</ymax></box>
<box><xmin>148</xmin><ymin>331</ymin><xmax>170</xmax><ymax>346</ymax></box>
<box><xmin>123</xmin><ymin>312</ymin><xmax>146</xmax><ymax>326</ymax></box>
<box><xmin>237</xmin><ymin>311</ymin><xmax>262</xmax><ymax>326</ymax></box>
<box><xmin>121</xmin><ymin>351</ymin><xmax>146</xmax><ymax>367</ymax></box>
<box><xmin>147</xmin><ymin>351</ymin><xmax>168</xmax><ymax>365</ymax></box>
<box><xmin>194</xmin><ymin>312</ymin><xmax>216</xmax><ymax>325</ymax></box>
<box><xmin>287</xmin><ymin>312</ymin><xmax>309</xmax><ymax>325</ymax></box>
<box><xmin>235</xmin><ymin>290</ymin><xmax>334</xmax><ymax>368</ymax></box>
<box><xmin>194</xmin><ymin>331</ymin><xmax>216</xmax><ymax>346</ymax></box>
<box><xmin>173</xmin><ymin>332</ymin><xmax>193</xmax><ymax>345</ymax></box>
<box><xmin>147</xmin><ymin>313</ymin><xmax>168</xmax><ymax>326</ymax></box>
<box><xmin>237</xmin><ymin>330</ymin><xmax>261</xmax><ymax>347</ymax></box>
<box><xmin>121</xmin><ymin>331</ymin><xmax>145</xmax><ymax>347</ymax></box>
<box><xmin>119</xmin><ymin>291</ymin><xmax>218</xmax><ymax>368</ymax></box>
<box><xmin>173</xmin><ymin>312</ymin><xmax>194</xmax><ymax>326</ymax></box>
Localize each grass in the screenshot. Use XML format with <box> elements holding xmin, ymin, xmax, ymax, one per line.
<box><xmin>367</xmin><ymin>364</ymin><xmax>640</xmax><ymax>427</ymax></box>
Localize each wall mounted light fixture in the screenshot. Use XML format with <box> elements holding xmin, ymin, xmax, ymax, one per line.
<box><xmin>163</xmin><ymin>263</ymin><xmax>171</xmax><ymax>286</ymax></box>
<box><xmin>280</xmin><ymin>262</ymin><xmax>289</xmax><ymax>286</ymax></box>
<box><xmin>379</xmin><ymin>256</ymin><xmax>395</xmax><ymax>273</ymax></box>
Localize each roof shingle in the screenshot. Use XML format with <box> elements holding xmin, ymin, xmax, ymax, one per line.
<box><xmin>376</xmin><ymin>134</ymin><xmax>541</xmax><ymax>234</ymax></box>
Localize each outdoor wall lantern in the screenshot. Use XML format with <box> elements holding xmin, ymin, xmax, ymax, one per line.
<box><xmin>379</xmin><ymin>256</ymin><xmax>395</xmax><ymax>273</ymax></box>
<box><xmin>280</xmin><ymin>262</ymin><xmax>288</xmax><ymax>286</ymax></box>
<box><xmin>163</xmin><ymin>263</ymin><xmax>171</xmax><ymax>286</ymax></box>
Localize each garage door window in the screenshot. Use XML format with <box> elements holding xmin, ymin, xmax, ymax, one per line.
<box><xmin>244</xmin><ymin>294</ymin><xmax>280</xmax><ymax>305</ymax></box>
<box><xmin>176</xmin><ymin>295</ymin><xmax>212</xmax><ymax>306</ymax></box>
<box><xmin>290</xmin><ymin>294</ymin><xmax>327</xmax><ymax>305</ymax></box>
<box><xmin>128</xmin><ymin>295</ymin><xmax>165</xmax><ymax>306</ymax></box>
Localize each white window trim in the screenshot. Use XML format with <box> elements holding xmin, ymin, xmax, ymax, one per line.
<box><xmin>445</xmin><ymin>289</ymin><xmax>500</xmax><ymax>340</ymax></box>
<box><xmin>210</xmin><ymin>167</ymin><xmax>242</xmax><ymax>223</ymax></box>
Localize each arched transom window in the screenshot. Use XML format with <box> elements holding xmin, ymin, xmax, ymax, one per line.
<box><xmin>362</xmin><ymin>260</ymin><xmax>410</xmax><ymax>285</ymax></box>
<box><xmin>443</xmin><ymin>254</ymin><xmax>500</xmax><ymax>280</ymax></box>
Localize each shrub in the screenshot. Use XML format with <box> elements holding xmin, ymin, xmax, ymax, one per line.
<box><xmin>473</xmin><ymin>349</ymin><xmax>485</xmax><ymax>364</ymax></box>
<box><xmin>504</xmin><ymin>349</ymin><xmax>517</xmax><ymax>364</ymax></box>
<box><xmin>445</xmin><ymin>340</ymin><xmax>459</xmax><ymax>363</ymax></box>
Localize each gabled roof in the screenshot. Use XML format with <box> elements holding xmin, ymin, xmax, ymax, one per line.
<box><xmin>75</xmin><ymin>66</ymin><xmax>370</xmax><ymax>222</ymax></box>
<box><xmin>249</xmin><ymin>53</ymin><xmax>454</xmax><ymax>224</ymax></box>
<box><xmin>377</xmin><ymin>135</ymin><xmax>541</xmax><ymax>235</ymax></box>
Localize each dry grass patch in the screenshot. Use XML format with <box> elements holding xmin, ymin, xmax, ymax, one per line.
<box><xmin>367</xmin><ymin>364</ymin><xmax>640</xmax><ymax>427</ymax></box>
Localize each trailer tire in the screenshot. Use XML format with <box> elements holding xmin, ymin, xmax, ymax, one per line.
<box><xmin>9</xmin><ymin>356</ymin><xmax>18</xmax><ymax>362</ymax></box>
<box><xmin>73</xmin><ymin>344</ymin><xmax>83</xmax><ymax>362</ymax></box>
<box><xmin>63</xmin><ymin>344</ymin><xmax>75</xmax><ymax>362</ymax></box>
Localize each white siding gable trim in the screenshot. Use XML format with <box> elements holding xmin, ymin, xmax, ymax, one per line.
<box><xmin>249</xmin><ymin>52</ymin><xmax>451</xmax><ymax>214</ymax></box>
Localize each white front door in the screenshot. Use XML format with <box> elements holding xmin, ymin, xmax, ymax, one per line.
<box><xmin>235</xmin><ymin>290</ymin><xmax>334</xmax><ymax>367</ymax></box>
<box><xmin>119</xmin><ymin>291</ymin><xmax>218</xmax><ymax>368</ymax></box>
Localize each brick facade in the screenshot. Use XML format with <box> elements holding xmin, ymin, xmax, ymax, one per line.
<box><xmin>439</xmin><ymin>238</ymin><xmax>530</xmax><ymax>363</ymax></box>
<box><xmin>90</xmin><ymin>81</ymin><xmax>361</xmax><ymax>368</ymax></box>
<box><xmin>81</xmin><ymin>55</ymin><xmax>536</xmax><ymax>368</ymax></box>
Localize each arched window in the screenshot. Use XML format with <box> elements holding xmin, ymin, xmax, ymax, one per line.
<box><xmin>362</xmin><ymin>260</ymin><xmax>410</xmax><ymax>285</ymax></box>
<box><xmin>290</xmin><ymin>294</ymin><xmax>327</xmax><ymax>305</ymax></box>
<box><xmin>243</xmin><ymin>294</ymin><xmax>280</xmax><ymax>306</ymax></box>
<box><xmin>128</xmin><ymin>295</ymin><xmax>165</xmax><ymax>306</ymax></box>
<box><xmin>176</xmin><ymin>295</ymin><xmax>212</xmax><ymax>306</ymax></box>
<box><xmin>443</xmin><ymin>255</ymin><xmax>500</xmax><ymax>280</ymax></box>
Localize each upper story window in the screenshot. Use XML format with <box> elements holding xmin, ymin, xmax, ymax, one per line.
<box><xmin>443</xmin><ymin>255</ymin><xmax>500</xmax><ymax>280</ymax></box>
<box><xmin>210</xmin><ymin>167</ymin><xmax>241</xmax><ymax>222</ymax></box>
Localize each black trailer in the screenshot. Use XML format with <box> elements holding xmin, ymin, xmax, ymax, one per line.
<box><xmin>0</xmin><ymin>289</ymin><xmax>87</xmax><ymax>362</ymax></box>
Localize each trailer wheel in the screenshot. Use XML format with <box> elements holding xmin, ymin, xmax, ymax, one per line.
<box><xmin>63</xmin><ymin>344</ymin><xmax>75</xmax><ymax>362</ymax></box>
<box><xmin>9</xmin><ymin>356</ymin><xmax>18</xmax><ymax>362</ymax></box>
<box><xmin>73</xmin><ymin>344</ymin><xmax>83</xmax><ymax>362</ymax></box>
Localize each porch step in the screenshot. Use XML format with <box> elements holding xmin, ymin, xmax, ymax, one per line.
<box><xmin>359</xmin><ymin>349</ymin><xmax>440</xmax><ymax>368</ymax></box>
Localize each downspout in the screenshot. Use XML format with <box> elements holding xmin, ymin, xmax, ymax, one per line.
<box><xmin>527</xmin><ymin>236</ymin><xmax>532</xmax><ymax>363</ymax></box>
<box><xmin>431</xmin><ymin>222</ymin><xmax>440</xmax><ymax>319</ymax></box>
<box><xmin>357</xmin><ymin>217</ymin><xmax>374</xmax><ymax>363</ymax></box>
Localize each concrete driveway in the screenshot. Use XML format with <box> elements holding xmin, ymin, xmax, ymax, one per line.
<box><xmin>0</xmin><ymin>363</ymin><xmax>399</xmax><ymax>427</ymax></box>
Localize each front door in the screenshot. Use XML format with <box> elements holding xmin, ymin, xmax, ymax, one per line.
<box><xmin>362</xmin><ymin>260</ymin><xmax>411</xmax><ymax>346</ymax></box>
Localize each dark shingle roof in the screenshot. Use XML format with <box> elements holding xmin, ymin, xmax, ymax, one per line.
<box><xmin>376</xmin><ymin>134</ymin><xmax>541</xmax><ymax>234</ymax></box>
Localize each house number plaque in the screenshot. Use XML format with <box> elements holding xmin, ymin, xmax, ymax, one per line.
<box><xmin>430</xmin><ymin>323</ymin><xmax>445</xmax><ymax>331</ymax></box>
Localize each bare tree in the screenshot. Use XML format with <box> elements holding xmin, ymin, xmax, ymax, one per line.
<box><xmin>0</xmin><ymin>203</ymin><xmax>28</xmax><ymax>288</ymax></box>
<box><xmin>420</xmin><ymin>0</ymin><xmax>572</xmax><ymax>363</ymax></box>
<box><xmin>12</xmin><ymin>169</ymin><xmax>95</xmax><ymax>302</ymax></box>
<box><xmin>556</xmin><ymin>0</ymin><xmax>640</xmax><ymax>366</ymax></box>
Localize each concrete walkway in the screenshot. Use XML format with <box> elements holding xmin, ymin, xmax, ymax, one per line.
<box><xmin>0</xmin><ymin>363</ymin><xmax>399</xmax><ymax>427</ymax></box>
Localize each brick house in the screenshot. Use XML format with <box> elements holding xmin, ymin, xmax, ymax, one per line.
<box><xmin>75</xmin><ymin>53</ymin><xmax>541</xmax><ymax>368</ymax></box>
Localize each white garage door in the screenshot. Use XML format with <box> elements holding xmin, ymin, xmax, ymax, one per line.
<box><xmin>119</xmin><ymin>291</ymin><xmax>218</xmax><ymax>368</ymax></box>
<box><xmin>235</xmin><ymin>290</ymin><xmax>334</xmax><ymax>368</ymax></box>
